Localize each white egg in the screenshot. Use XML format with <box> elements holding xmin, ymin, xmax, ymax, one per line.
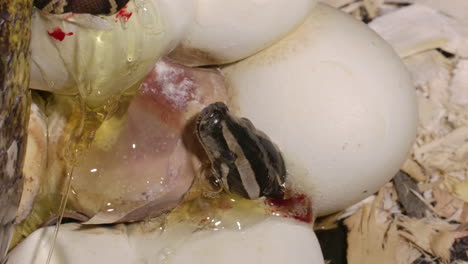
<box><xmin>29</xmin><ymin>0</ymin><xmax>195</xmax><ymax>106</ymax></box>
<box><xmin>7</xmin><ymin>218</ymin><xmax>323</xmax><ymax>264</ymax></box>
<box><xmin>222</xmin><ymin>3</ymin><xmax>417</xmax><ymax>216</ymax></box>
<box><xmin>168</xmin><ymin>0</ymin><xmax>318</xmax><ymax>66</ymax></box>
<box><xmin>168</xmin><ymin>218</ymin><xmax>323</xmax><ymax>264</ymax></box>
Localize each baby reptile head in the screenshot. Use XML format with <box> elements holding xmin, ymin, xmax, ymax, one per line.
<box><xmin>196</xmin><ymin>102</ymin><xmax>286</xmax><ymax>200</ymax></box>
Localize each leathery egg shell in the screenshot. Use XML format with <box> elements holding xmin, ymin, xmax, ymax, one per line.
<box><xmin>6</xmin><ymin>218</ymin><xmax>324</xmax><ymax>264</ymax></box>
<box><xmin>222</xmin><ymin>3</ymin><xmax>417</xmax><ymax>216</ymax></box>
<box><xmin>29</xmin><ymin>0</ymin><xmax>195</xmax><ymax>106</ymax></box>
<box><xmin>168</xmin><ymin>0</ymin><xmax>318</xmax><ymax>66</ymax></box>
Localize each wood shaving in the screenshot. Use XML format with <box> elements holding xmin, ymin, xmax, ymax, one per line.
<box><xmin>414</xmin><ymin>126</ymin><xmax>468</xmax><ymax>174</ymax></box>
<box><xmin>393</xmin><ymin>171</ymin><xmax>429</xmax><ymax>218</ymax></box>
<box><xmin>344</xmin><ymin>187</ymin><xmax>421</xmax><ymax>264</ymax></box>
<box><xmin>432</xmin><ymin>187</ymin><xmax>468</xmax><ymax>223</ymax></box>
<box><xmin>407</xmin><ymin>0</ymin><xmax>468</xmax><ymax>28</ymax></box>
<box><xmin>363</xmin><ymin>0</ymin><xmax>384</xmax><ymax>18</ymax></box>
<box><xmin>401</xmin><ymin>158</ymin><xmax>427</xmax><ymax>182</ymax></box>
<box><xmin>397</xmin><ymin>216</ymin><xmax>459</xmax><ymax>262</ymax></box>
<box><xmin>369</xmin><ymin>4</ymin><xmax>463</xmax><ymax>57</ymax></box>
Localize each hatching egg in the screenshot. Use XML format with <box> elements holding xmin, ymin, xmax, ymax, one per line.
<box><xmin>222</xmin><ymin>3</ymin><xmax>417</xmax><ymax>216</ymax></box>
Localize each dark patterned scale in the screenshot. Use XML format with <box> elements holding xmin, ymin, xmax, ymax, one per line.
<box><xmin>0</xmin><ymin>0</ymin><xmax>33</xmax><ymax>261</ymax></box>
<box><xmin>196</xmin><ymin>102</ymin><xmax>286</xmax><ymax>200</ymax></box>
<box><xmin>34</xmin><ymin>0</ymin><xmax>130</xmax><ymax>15</ymax></box>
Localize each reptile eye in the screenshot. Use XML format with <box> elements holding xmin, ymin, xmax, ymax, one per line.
<box><xmin>210</xmin><ymin>114</ymin><xmax>220</xmax><ymax>125</ymax></box>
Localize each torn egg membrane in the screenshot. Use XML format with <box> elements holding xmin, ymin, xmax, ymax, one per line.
<box><xmin>29</xmin><ymin>0</ymin><xmax>195</xmax><ymax>108</ymax></box>
<box><xmin>12</xmin><ymin>57</ymin><xmax>229</xmax><ymax>241</ymax></box>
<box><xmin>16</xmin><ymin>96</ymin><xmax>48</xmax><ymax>225</ymax></box>
<box><xmin>10</xmin><ymin>95</ymin><xmax>49</xmax><ymax>250</ymax></box>
<box><xmin>68</xmin><ymin>58</ymin><xmax>230</xmax><ymax>224</ymax></box>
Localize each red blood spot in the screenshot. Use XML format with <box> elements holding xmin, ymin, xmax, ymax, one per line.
<box><xmin>266</xmin><ymin>194</ymin><xmax>313</xmax><ymax>223</ymax></box>
<box><xmin>116</xmin><ymin>5</ymin><xmax>132</xmax><ymax>23</ymax></box>
<box><xmin>292</xmin><ymin>211</ymin><xmax>312</xmax><ymax>223</ymax></box>
<box><xmin>47</xmin><ymin>27</ymin><xmax>74</xmax><ymax>41</ymax></box>
<box><xmin>267</xmin><ymin>194</ymin><xmax>306</xmax><ymax>207</ymax></box>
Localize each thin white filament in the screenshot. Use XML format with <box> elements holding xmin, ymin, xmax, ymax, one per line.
<box><xmin>45</xmin><ymin>166</ymin><xmax>74</xmax><ymax>264</ymax></box>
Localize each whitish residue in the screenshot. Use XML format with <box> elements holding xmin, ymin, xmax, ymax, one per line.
<box><xmin>150</xmin><ymin>60</ymin><xmax>195</xmax><ymax>109</ymax></box>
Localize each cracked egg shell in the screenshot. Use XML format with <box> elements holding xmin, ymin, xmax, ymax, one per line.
<box><xmin>168</xmin><ymin>0</ymin><xmax>318</xmax><ymax>66</ymax></box>
<box><xmin>222</xmin><ymin>3</ymin><xmax>417</xmax><ymax>216</ymax></box>
<box><xmin>7</xmin><ymin>218</ymin><xmax>324</xmax><ymax>264</ymax></box>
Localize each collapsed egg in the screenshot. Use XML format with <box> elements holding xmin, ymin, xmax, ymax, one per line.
<box><xmin>222</xmin><ymin>3</ymin><xmax>417</xmax><ymax>216</ymax></box>
<box><xmin>63</xmin><ymin>58</ymin><xmax>228</xmax><ymax>224</ymax></box>
<box><xmin>29</xmin><ymin>0</ymin><xmax>195</xmax><ymax>107</ymax></box>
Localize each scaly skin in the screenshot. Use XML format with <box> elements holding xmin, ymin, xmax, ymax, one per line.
<box><xmin>33</xmin><ymin>0</ymin><xmax>130</xmax><ymax>15</ymax></box>
<box><xmin>0</xmin><ymin>0</ymin><xmax>33</xmax><ymax>261</ymax></box>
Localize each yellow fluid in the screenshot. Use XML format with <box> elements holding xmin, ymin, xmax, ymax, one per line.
<box><xmin>45</xmin><ymin>92</ymin><xmax>136</xmax><ymax>264</ymax></box>
<box><xmin>10</xmin><ymin>90</ymin><xmax>136</xmax><ymax>251</ymax></box>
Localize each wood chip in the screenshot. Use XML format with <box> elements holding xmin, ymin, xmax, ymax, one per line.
<box><xmin>393</xmin><ymin>171</ymin><xmax>428</xmax><ymax>218</ymax></box>
<box><xmin>369</xmin><ymin>4</ymin><xmax>463</xmax><ymax>57</ymax></box>
<box><xmin>397</xmin><ymin>217</ymin><xmax>459</xmax><ymax>262</ymax></box>
<box><xmin>403</xmin><ymin>50</ymin><xmax>453</xmax><ymax>104</ymax></box>
<box><xmin>414</xmin><ymin>126</ymin><xmax>468</xmax><ymax>173</ymax></box>
<box><xmin>344</xmin><ymin>187</ymin><xmax>420</xmax><ymax>264</ymax></box>
<box><xmin>451</xmin><ymin>180</ymin><xmax>468</xmax><ymax>203</ymax></box>
<box><xmin>410</xmin><ymin>0</ymin><xmax>468</xmax><ymax>27</ymax></box>
<box><xmin>363</xmin><ymin>0</ymin><xmax>384</xmax><ymax>18</ymax></box>
<box><xmin>401</xmin><ymin>159</ymin><xmax>427</xmax><ymax>182</ymax></box>
<box><xmin>433</xmin><ymin>187</ymin><xmax>467</xmax><ymax>223</ymax></box>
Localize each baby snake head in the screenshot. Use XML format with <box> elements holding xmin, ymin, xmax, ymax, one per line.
<box><xmin>196</xmin><ymin>102</ymin><xmax>286</xmax><ymax>200</ymax></box>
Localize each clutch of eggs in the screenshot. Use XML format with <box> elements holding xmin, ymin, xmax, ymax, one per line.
<box><xmin>168</xmin><ymin>1</ymin><xmax>416</xmax><ymax>216</ymax></box>
<box><xmin>15</xmin><ymin>0</ymin><xmax>417</xmax><ymax>263</ymax></box>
